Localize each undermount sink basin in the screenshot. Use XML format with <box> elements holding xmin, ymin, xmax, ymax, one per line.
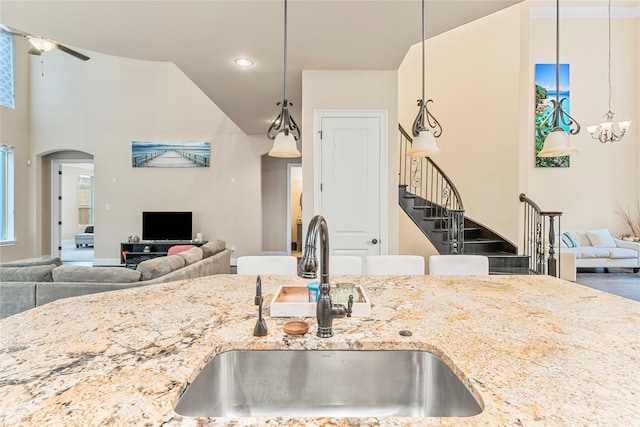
<box><xmin>174</xmin><ymin>350</ymin><xmax>483</xmax><ymax>418</ymax></box>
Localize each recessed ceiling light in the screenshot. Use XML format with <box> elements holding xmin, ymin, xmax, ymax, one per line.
<box><xmin>234</xmin><ymin>57</ymin><xmax>254</xmax><ymax>68</ymax></box>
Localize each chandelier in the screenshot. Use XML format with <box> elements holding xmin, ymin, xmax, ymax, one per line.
<box><xmin>407</xmin><ymin>0</ymin><xmax>442</xmax><ymax>158</ymax></box>
<box><xmin>586</xmin><ymin>0</ymin><xmax>632</xmax><ymax>143</ymax></box>
<box><xmin>537</xmin><ymin>0</ymin><xmax>580</xmax><ymax>158</ymax></box>
<box><xmin>266</xmin><ymin>0</ymin><xmax>301</xmax><ymax>158</ymax></box>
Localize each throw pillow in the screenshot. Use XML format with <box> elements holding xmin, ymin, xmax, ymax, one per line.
<box><xmin>574</xmin><ymin>232</ymin><xmax>591</xmax><ymax>247</ymax></box>
<box><xmin>167</xmin><ymin>245</ymin><xmax>195</xmax><ymax>256</ymax></box>
<box><xmin>201</xmin><ymin>239</ymin><xmax>226</xmax><ymax>258</ymax></box>
<box><xmin>561</xmin><ymin>232</ymin><xmax>577</xmax><ymax>248</ymax></box>
<box><xmin>586</xmin><ymin>228</ymin><xmax>616</xmax><ymax>248</ymax></box>
<box><xmin>52</xmin><ymin>266</ymin><xmax>142</xmax><ymax>283</ymax></box>
<box><xmin>177</xmin><ymin>247</ymin><xmax>203</xmax><ymax>266</ymax></box>
<box><xmin>0</xmin><ymin>264</ymin><xmax>56</xmax><ymax>282</ymax></box>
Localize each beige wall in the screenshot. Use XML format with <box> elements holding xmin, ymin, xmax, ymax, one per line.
<box><xmin>398</xmin><ymin>3</ymin><xmax>639</xmax><ymax>254</ymax></box>
<box><xmin>527</xmin><ymin>9</ymin><xmax>639</xmax><ymax>238</ymax></box>
<box><xmin>0</xmin><ymin>36</ymin><xmax>33</xmax><ymax>262</ymax></box>
<box><xmin>260</xmin><ymin>155</ymin><xmax>289</xmax><ymax>254</ymax></box>
<box><xmin>24</xmin><ymin>49</ymin><xmax>268</xmax><ymax>263</ymax></box>
<box><xmin>301</xmin><ymin>70</ymin><xmax>399</xmax><ymax>254</ymax></box>
<box><xmin>398</xmin><ymin>5</ymin><xmax>524</xmax><ymax>247</ymax></box>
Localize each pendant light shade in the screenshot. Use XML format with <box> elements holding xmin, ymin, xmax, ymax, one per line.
<box><xmin>408</xmin><ymin>129</ymin><xmax>441</xmax><ymax>157</ymax></box>
<box><xmin>537</xmin><ymin>0</ymin><xmax>580</xmax><ymax>158</ymax></box>
<box><xmin>537</xmin><ymin>127</ymin><xmax>578</xmax><ymax>157</ymax></box>
<box><xmin>408</xmin><ymin>0</ymin><xmax>442</xmax><ymax>158</ymax></box>
<box><xmin>267</xmin><ymin>0</ymin><xmax>301</xmax><ymax>158</ymax></box>
<box><xmin>268</xmin><ymin>131</ymin><xmax>301</xmax><ymax>158</ymax></box>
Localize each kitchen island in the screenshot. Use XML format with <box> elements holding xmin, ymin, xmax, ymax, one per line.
<box><xmin>0</xmin><ymin>274</ymin><xmax>638</xmax><ymax>426</ymax></box>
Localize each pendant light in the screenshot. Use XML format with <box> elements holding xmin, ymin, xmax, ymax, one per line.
<box><xmin>586</xmin><ymin>0</ymin><xmax>632</xmax><ymax>143</ymax></box>
<box><xmin>267</xmin><ymin>0</ymin><xmax>301</xmax><ymax>158</ymax></box>
<box><xmin>537</xmin><ymin>0</ymin><xmax>580</xmax><ymax>158</ymax></box>
<box><xmin>407</xmin><ymin>0</ymin><xmax>442</xmax><ymax>158</ymax></box>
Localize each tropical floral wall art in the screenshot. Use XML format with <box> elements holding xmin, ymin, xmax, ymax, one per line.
<box><xmin>535</xmin><ymin>63</ymin><xmax>571</xmax><ymax>168</ymax></box>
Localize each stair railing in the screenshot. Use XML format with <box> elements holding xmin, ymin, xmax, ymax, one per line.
<box><xmin>519</xmin><ymin>193</ymin><xmax>562</xmax><ymax>276</ymax></box>
<box><xmin>399</xmin><ymin>124</ymin><xmax>465</xmax><ymax>254</ymax></box>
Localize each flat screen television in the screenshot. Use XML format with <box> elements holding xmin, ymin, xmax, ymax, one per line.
<box><xmin>142</xmin><ymin>211</ymin><xmax>192</xmax><ymax>241</ymax></box>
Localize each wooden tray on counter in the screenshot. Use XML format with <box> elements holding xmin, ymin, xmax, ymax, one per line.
<box><xmin>270</xmin><ymin>285</ymin><xmax>371</xmax><ymax>318</ymax></box>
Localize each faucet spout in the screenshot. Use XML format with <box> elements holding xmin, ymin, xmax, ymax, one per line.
<box><xmin>298</xmin><ymin>215</ymin><xmax>351</xmax><ymax>338</ymax></box>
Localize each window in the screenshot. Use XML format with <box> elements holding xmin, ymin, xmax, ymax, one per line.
<box><xmin>78</xmin><ymin>174</ymin><xmax>94</xmax><ymax>226</ymax></box>
<box><xmin>0</xmin><ymin>145</ymin><xmax>15</xmax><ymax>243</ymax></box>
<box><xmin>0</xmin><ymin>32</ymin><xmax>15</xmax><ymax>109</ymax></box>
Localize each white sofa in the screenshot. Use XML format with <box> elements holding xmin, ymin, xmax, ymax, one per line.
<box><xmin>558</xmin><ymin>228</ymin><xmax>640</xmax><ymax>281</ymax></box>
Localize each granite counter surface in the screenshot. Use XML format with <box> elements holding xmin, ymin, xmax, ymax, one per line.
<box><xmin>0</xmin><ymin>274</ymin><xmax>638</xmax><ymax>426</ymax></box>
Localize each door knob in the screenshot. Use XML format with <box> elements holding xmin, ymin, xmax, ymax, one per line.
<box><xmin>367</xmin><ymin>238</ymin><xmax>378</xmax><ymax>245</ymax></box>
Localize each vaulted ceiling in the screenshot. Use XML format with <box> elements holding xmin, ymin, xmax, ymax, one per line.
<box><xmin>2</xmin><ymin>0</ymin><xmax>526</xmax><ymax>135</ymax></box>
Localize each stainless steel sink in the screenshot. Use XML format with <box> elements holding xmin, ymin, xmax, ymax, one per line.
<box><xmin>174</xmin><ymin>350</ymin><xmax>483</xmax><ymax>418</ymax></box>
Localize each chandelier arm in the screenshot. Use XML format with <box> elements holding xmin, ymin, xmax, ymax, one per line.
<box><xmin>267</xmin><ymin>107</ymin><xmax>284</xmax><ymax>140</ymax></box>
<box><xmin>424</xmin><ymin>100</ymin><xmax>443</xmax><ymax>137</ymax></box>
<box><xmin>556</xmin><ymin>98</ymin><xmax>581</xmax><ymax>135</ymax></box>
<box><xmin>411</xmin><ymin>99</ymin><xmax>425</xmax><ymax>137</ymax></box>
<box><xmin>288</xmin><ymin>112</ymin><xmax>301</xmax><ymax>140</ymax></box>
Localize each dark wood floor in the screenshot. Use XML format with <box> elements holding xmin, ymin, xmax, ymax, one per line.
<box><xmin>574</xmin><ymin>268</ymin><xmax>640</xmax><ymax>302</ymax></box>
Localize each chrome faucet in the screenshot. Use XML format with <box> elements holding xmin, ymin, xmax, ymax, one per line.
<box><xmin>298</xmin><ymin>215</ymin><xmax>352</xmax><ymax>338</ymax></box>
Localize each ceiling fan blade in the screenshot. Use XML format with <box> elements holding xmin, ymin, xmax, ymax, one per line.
<box><xmin>55</xmin><ymin>43</ymin><xmax>90</xmax><ymax>61</ymax></box>
<box><xmin>0</xmin><ymin>23</ymin><xmax>29</xmax><ymax>38</ymax></box>
<box><xmin>2</xmin><ymin>23</ymin><xmax>90</xmax><ymax>61</ymax></box>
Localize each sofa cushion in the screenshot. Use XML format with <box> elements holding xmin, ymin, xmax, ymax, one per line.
<box><xmin>586</xmin><ymin>228</ymin><xmax>616</xmax><ymax>248</ymax></box>
<box><xmin>608</xmin><ymin>248</ymin><xmax>639</xmax><ymax>259</ymax></box>
<box><xmin>574</xmin><ymin>247</ymin><xmax>611</xmax><ymax>259</ymax></box>
<box><xmin>0</xmin><ymin>265</ymin><xmax>56</xmax><ymax>282</ymax></box>
<box><xmin>176</xmin><ymin>246</ymin><xmax>203</xmax><ymax>266</ymax></box>
<box><xmin>201</xmin><ymin>239</ymin><xmax>226</xmax><ymax>258</ymax></box>
<box><xmin>52</xmin><ymin>265</ymin><xmax>142</xmax><ymax>283</ymax></box>
<box><xmin>167</xmin><ymin>244</ymin><xmax>195</xmax><ymax>256</ymax></box>
<box><xmin>1</xmin><ymin>257</ymin><xmax>63</xmax><ymax>268</ymax></box>
<box><xmin>136</xmin><ymin>255</ymin><xmax>185</xmax><ymax>281</ymax></box>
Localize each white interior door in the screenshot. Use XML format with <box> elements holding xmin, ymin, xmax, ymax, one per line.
<box><xmin>319</xmin><ymin>114</ymin><xmax>384</xmax><ymax>257</ymax></box>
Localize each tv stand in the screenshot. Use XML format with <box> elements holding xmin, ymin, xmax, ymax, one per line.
<box><xmin>120</xmin><ymin>241</ymin><xmax>207</xmax><ymax>267</ymax></box>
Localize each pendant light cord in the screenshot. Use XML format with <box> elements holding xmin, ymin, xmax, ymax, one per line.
<box><xmin>283</xmin><ymin>0</ymin><xmax>288</xmax><ymax>101</ymax></box>
<box><xmin>607</xmin><ymin>0</ymin><xmax>612</xmax><ymax>112</ymax></box>
<box><xmin>421</xmin><ymin>0</ymin><xmax>425</xmax><ymax>102</ymax></box>
<box><xmin>555</xmin><ymin>0</ymin><xmax>560</xmax><ymax>105</ymax></box>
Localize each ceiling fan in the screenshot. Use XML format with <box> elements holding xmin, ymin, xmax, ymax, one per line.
<box><xmin>0</xmin><ymin>23</ymin><xmax>90</xmax><ymax>61</ymax></box>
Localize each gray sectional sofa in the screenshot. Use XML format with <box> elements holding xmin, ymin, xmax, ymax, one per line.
<box><xmin>0</xmin><ymin>240</ymin><xmax>230</xmax><ymax>319</ymax></box>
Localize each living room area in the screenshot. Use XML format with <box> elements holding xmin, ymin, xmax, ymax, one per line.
<box><xmin>0</xmin><ymin>1</ymin><xmax>638</xmax><ymax>298</ymax></box>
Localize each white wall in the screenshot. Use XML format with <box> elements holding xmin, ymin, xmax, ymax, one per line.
<box><xmin>527</xmin><ymin>9</ymin><xmax>639</xmax><ymax>237</ymax></box>
<box><xmin>26</xmin><ymin>49</ymin><xmax>269</xmax><ymax>263</ymax></box>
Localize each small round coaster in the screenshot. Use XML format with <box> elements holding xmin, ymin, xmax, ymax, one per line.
<box><xmin>284</xmin><ymin>320</ymin><xmax>309</xmax><ymax>335</ymax></box>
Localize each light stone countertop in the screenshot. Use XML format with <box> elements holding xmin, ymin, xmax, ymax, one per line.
<box><xmin>0</xmin><ymin>274</ymin><xmax>639</xmax><ymax>426</ymax></box>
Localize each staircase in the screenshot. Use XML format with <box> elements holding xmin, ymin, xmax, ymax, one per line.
<box><xmin>398</xmin><ymin>125</ymin><xmax>530</xmax><ymax>275</ymax></box>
